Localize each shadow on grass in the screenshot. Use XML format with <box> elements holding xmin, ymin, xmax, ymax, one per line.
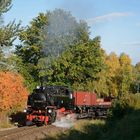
<box><xmin>43</xmin><ymin>120</ymin><xmax>105</xmax><ymax>140</ymax></box>
<box><xmin>43</xmin><ymin>109</ymin><xmax>140</xmax><ymax>140</ymax></box>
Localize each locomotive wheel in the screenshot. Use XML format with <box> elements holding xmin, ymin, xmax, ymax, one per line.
<box><xmin>44</xmin><ymin>111</ymin><xmax>57</xmax><ymax>125</ymax></box>
<box><xmin>51</xmin><ymin>111</ymin><xmax>57</xmax><ymax>123</ymax></box>
<box><xmin>48</xmin><ymin>111</ymin><xmax>57</xmax><ymax>124</ymax></box>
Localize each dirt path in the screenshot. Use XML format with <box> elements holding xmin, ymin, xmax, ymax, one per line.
<box><xmin>0</xmin><ymin>125</ymin><xmax>67</xmax><ymax>140</ymax></box>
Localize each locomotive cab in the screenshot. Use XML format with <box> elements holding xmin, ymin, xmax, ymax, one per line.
<box><xmin>44</xmin><ymin>86</ymin><xmax>74</xmax><ymax>110</ymax></box>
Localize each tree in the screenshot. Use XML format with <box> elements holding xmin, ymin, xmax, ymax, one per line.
<box><xmin>0</xmin><ymin>0</ymin><xmax>21</xmax><ymax>61</ymax></box>
<box><xmin>103</xmin><ymin>52</ymin><xmax>133</xmax><ymax>98</ymax></box>
<box><xmin>92</xmin><ymin>70</ymin><xmax>109</xmax><ymax>97</ymax></box>
<box><xmin>105</xmin><ymin>52</ymin><xmax>120</xmax><ymax>97</ymax></box>
<box><xmin>5</xmin><ymin>55</ymin><xmax>39</xmax><ymax>91</ymax></box>
<box><xmin>118</xmin><ymin>53</ymin><xmax>133</xmax><ymax>96</ymax></box>
<box><xmin>0</xmin><ymin>0</ymin><xmax>11</xmax><ymax>57</ymax></box>
<box><xmin>0</xmin><ymin>0</ymin><xmax>11</xmax><ymax>14</ymax></box>
<box><xmin>0</xmin><ymin>71</ymin><xmax>28</xmax><ymax>113</ymax></box>
<box><xmin>44</xmin><ymin>37</ymin><xmax>104</xmax><ymax>91</ymax></box>
<box><xmin>15</xmin><ymin>13</ymin><xmax>48</xmax><ymax>81</ymax></box>
<box><xmin>15</xmin><ymin>9</ymin><xmax>90</xmax><ymax>84</ymax></box>
<box><xmin>131</xmin><ymin>62</ymin><xmax>140</xmax><ymax>93</ymax></box>
<box><xmin>16</xmin><ymin>13</ymin><xmax>48</xmax><ymax>65</ymax></box>
<box><xmin>0</xmin><ymin>21</ymin><xmax>21</xmax><ymax>47</ymax></box>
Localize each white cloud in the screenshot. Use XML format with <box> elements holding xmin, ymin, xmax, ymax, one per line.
<box><xmin>86</xmin><ymin>12</ymin><xmax>133</xmax><ymax>25</ymax></box>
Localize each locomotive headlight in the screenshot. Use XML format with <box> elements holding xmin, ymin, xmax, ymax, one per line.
<box><xmin>23</xmin><ymin>109</ymin><xmax>27</xmax><ymax>113</ymax></box>
<box><xmin>48</xmin><ymin>109</ymin><xmax>52</xmax><ymax>113</ymax></box>
<box><xmin>70</xmin><ymin>93</ymin><xmax>73</xmax><ymax>99</ymax></box>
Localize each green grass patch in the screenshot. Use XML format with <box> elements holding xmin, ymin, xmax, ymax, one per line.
<box><xmin>44</xmin><ymin>93</ymin><xmax>140</xmax><ymax>140</ymax></box>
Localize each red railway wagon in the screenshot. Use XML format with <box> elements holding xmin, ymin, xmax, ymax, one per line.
<box><xmin>73</xmin><ymin>91</ymin><xmax>111</xmax><ymax>119</ymax></box>
<box><xmin>73</xmin><ymin>91</ymin><xmax>97</xmax><ymax>106</ymax></box>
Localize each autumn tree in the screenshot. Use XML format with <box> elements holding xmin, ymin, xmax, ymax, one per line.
<box><xmin>0</xmin><ymin>71</ymin><xmax>28</xmax><ymax>113</ymax></box>
<box><xmin>105</xmin><ymin>52</ymin><xmax>120</xmax><ymax>97</ymax></box>
<box><xmin>102</xmin><ymin>52</ymin><xmax>133</xmax><ymax>98</ymax></box>
<box><xmin>118</xmin><ymin>53</ymin><xmax>133</xmax><ymax>96</ymax></box>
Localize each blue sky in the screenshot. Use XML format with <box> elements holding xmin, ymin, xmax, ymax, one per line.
<box><xmin>3</xmin><ymin>0</ymin><xmax>140</xmax><ymax>64</ymax></box>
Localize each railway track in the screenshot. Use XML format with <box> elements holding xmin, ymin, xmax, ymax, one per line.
<box><xmin>0</xmin><ymin>125</ymin><xmax>58</xmax><ymax>140</ymax></box>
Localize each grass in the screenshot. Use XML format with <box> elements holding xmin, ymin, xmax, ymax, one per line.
<box><xmin>43</xmin><ymin>93</ymin><xmax>140</xmax><ymax>140</ymax></box>
<box><xmin>0</xmin><ymin>113</ymin><xmax>13</xmax><ymax>128</ymax></box>
<box><xmin>43</xmin><ymin>119</ymin><xmax>105</xmax><ymax>140</ymax></box>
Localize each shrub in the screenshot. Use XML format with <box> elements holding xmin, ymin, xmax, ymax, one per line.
<box><xmin>0</xmin><ymin>71</ymin><xmax>28</xmax><ymax>113</ymax></box>
<box><xmin>109</xmin><ymin>93</ymin><xmax>140</xmax><ymax>119</ymax></box>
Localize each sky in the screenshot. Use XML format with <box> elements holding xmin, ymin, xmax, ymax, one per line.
<box><xmin>3</xmin><ymin>0</ymin><xmax>140</xmax><ymax>64</ymax></box>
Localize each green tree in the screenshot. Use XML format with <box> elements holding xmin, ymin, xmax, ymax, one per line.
<box><xmin>44</xmin><ymin>37</ymin><xmax>104</xmax><ymax>91</ymax></box>
<box><xmin>0</xmin><ymin>0</ymin><xmax>21</xmax><ymax>62</ymax></box>
<box><xmin>0</xmin><ymin>0</ymin><xmax>11</xmax><ymax>14</ymax></box>
<box><xmin>0</xmin><ymin>0</ymin><xmax>11</xmax><ymax>58</ymax></box>
<box><xmin>0</xmin><ymin>21</ymin><xmax>21</xmax><ymax>47</ymax></box>
<box><xmin>15</xmin><ymin>13</ymin><xmax>48</xmax><ymax>81</ymax></box>
<box><xmin>16</xmin><ymin>13</ymin><xmax>47</xmax><ymax>65</ymax></box>
<box><xmin>130</xmin><ymin>62</ymin><xmax>140</xmax><ymax>93</ymax></box>
<box><xmin>7</xmin><ymin>55</ymin><xmax>38</xmax><ymax>91</ymax></box>
<box><xmin>15</xmin><ymin>9</ymin><xmax>90</xmax><ymax>84</ymax></box>
<box><xmin>118</xmin><ymin>53</ymin><xmax>133</xmax><ymax>96</ymax></box>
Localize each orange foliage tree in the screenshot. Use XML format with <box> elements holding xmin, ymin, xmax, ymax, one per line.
<box><xmin>0</xmin><ymin>71</ymin><xmax>28</xmax><ymax>113</ymax></box>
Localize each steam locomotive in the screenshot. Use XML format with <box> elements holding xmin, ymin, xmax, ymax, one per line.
<box><xmin>26</xmin><ymin>85</ymin><xmax>111</xmax><ymax>125</ymax></box>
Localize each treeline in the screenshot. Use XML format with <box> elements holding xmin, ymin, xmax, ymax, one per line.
<box><xmin>12</xmin><ymin>9</ymin><xmax>140</xmax><ymax>98</ymax></box>
<box><xmin>0</xmin><ymin>0</ymin><xmax>140</xmax><ymax>114</ymax></box>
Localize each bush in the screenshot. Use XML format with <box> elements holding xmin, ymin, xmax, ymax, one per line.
<box><xmin>109</xmin><ymin>93</ymin><xmax>140</xmax><ymax>119</ymax></box>
<box><xmin>0</xmin><ymin>71</ymin><xmax>28</xmax><ymax>113</ymax></box>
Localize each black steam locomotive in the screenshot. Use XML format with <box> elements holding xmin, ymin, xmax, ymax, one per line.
<box><xmin>26</xmin><ymin>86</ymin><xmax>74</xmax><ymax>125</ymax></box>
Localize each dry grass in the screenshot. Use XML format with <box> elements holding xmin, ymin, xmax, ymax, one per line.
<box><xmin>0</xmin><ymin>112</ymin><xmax>13</xmax><ymax>128</ymax></box>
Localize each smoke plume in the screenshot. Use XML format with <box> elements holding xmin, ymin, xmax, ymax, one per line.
<box><xmin>41</xmin><ymin>9</ymin><xmax>87</xmax><ymax>65</ymax></box>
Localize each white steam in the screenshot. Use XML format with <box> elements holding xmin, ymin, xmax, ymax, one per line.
<box><xmin>42</xmin><ymin>9</ymin><xmax>78</xmax><ymax>59</ymax></box>
<box><xmin>53</xmin><ymin>114</ymin><xmax>77</xmax><ymax>128</ymax></box>
<box><xmin>41</xmin><ymin>9</ymin><xmax>88</xmax><ymax>66</ymax></box>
